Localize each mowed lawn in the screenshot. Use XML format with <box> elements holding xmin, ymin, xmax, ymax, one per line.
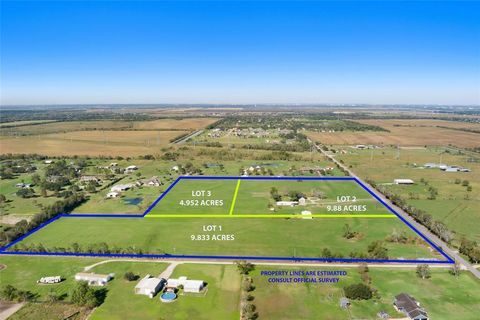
<box><xmin>147</xmin><ymin>179</ymin><xmax>239</xmax><ymax>215</ymax></box>
<box><xmin>91</xmin><ymin>263</ymin><xmax>240</xmax><ymax>320</ymax></box>
<box><xmin>0</xmin><ymin>256</ymin><xmax>239</xmax><ymax>320</ymax></box>
<box><xmin>252</xmin><ymin>266</ymin><xmax>480</xmax><ymax>320</ymax></box>
<box><xmin>233</xmin><ymin>179</ymin><xmax>390</xmax><ymax>215</ymax></box>
<box><xmin>11</xmin><ymin>216</ymin><xmax>441</xmax><ymax>260</ymax></box>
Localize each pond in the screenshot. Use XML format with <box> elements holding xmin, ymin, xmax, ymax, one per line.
<box><xmin>124</xmin><ymin>197</ymin><xmax>143</xmax><ymax>205</ymax></box>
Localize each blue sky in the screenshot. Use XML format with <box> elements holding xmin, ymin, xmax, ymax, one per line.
<box><xmin>1</xmin><ymin>1</ymin><xmax>479</xmax><ymax>105</ymax></box>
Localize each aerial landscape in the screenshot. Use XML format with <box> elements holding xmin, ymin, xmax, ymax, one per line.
<box><xmin>0</xmin><ymin>1</ymin><xmax>479</xmax><ymax>320</ymax></box>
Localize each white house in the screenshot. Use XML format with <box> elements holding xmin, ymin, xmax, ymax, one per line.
<box><xmin>80</xmin><ymin>176</ymin><xmax>100</xmax><ymax>183</ymax></box>
<box><xmin>15</xmin><ymin>183</ymin><xmax>31</xmax><ymax>188</ymax></box>
<box><xmin>110</xmin><ymin>184</ymin><xmax>133</xmax><ymax>192</ymax></box>
<box><xmin>125</xmin><ymin>165</ymin><xmax>138</xmax><ymax>173</ymax></box>
<box><xmin>138</xmin><ymin>176</ymin><xmax>162</xmax><ymax>187</ymax></box>
<box><xmin>134</xmin><ymin>275</ymin><xmax>164</xmax><ymax>298</ymax></box>
<box><xmin>75</xmin><ymin>272</ymin><xmax>113</xmax><ymax>286</ymax></box>
<box><xmin>172</xmin><ymin>165</ymin><xmax>179</xmax><ymax>171</ymax></box>
<box><xmin>394</xmin><ymin>179</ymin><xmax>415</xmax><ymax>185</ymax></box>
<box><xmin>167</xmin><ymin>276</ymin><xmax>204</xmax><ymax>293</ymax></box>
<box><xmin>445</xmin><ymin>167</ymin><xmax>459</xmax><ymax>172</ymax></box>
<box><xmin>44</xmin><ymin>160</ymin><xmax>54</xmax><ymax>164</ymax></box>
<box><xmin>276</xmin><ymin>201</ymin><xmax>299</xmax><ymax>207</ymax></box>
<box><xmin>106</xmin><ymin>191</ymin><xmax>120</xmax><ymax>198</ymax></box>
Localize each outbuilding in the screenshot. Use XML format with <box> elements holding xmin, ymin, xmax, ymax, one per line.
<box><xmin>75</xmin><ymin>272</ymin><xmax>113</xmax><ymax>286</ymax></box>
<box><xmin>134</xmin><ymin>275</ymin><xmax>165</xmax><ymax>298</ymax></box>
<box><xmin>394</xmin><ymin>179</ymin><xmax>414</xmax><ymax>185</ymax></box>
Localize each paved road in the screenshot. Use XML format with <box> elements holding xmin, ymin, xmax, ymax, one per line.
<box><xmin>81</xmin><ymin>258</ymin><xmax>453</xmax><ymax>270</ymax></box>
<box><xmin>172</xmin><ymin>129</ymin><xmax>204</xmax><ymax>144</ymax></box>
<box><xmin>311</xmin><ymin>140</ymin><xmax>480</xmax><ymax>279</ymax></box>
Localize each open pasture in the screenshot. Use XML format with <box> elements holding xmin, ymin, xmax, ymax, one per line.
<box><xmin>0</xmin><ymin>130</ymin><xmax>187</xmax><ymax>156</ymax></box>
<box><xmin>9</xmin><ymin>215</ymin><xmax>440</xmax><ymax>260</ymax></box>
<box><xmin>336</xmin><ymin>147</ymin><xmax>480</xmax><ymax>242</ymax></box>
<box><xmin>132</xmin><ymin>118</ymin><xmax>219</xmax><ymax>130</ymax></box>
<box><xmin>307</xmin><ymin>119</ymin><xmax>480</xmax><ymax>147</ymax></box>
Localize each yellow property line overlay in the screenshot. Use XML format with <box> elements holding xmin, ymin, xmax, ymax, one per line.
<box><xmin>145</xmin><ymin>214</ymin><xmax>396</xmax><ymax>218</ymax></box>
<box><xmin>228</xmin><ymin>179</ymin><xmax>242</xmax><ymax>215</ymax></box>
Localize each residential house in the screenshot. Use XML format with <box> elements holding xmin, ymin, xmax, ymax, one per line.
<box><xmin>167</xmin><ymin>276</ymin><xmax>205</xmax><ymax>293</ymax></box>
<box><xmin>110</xmin><ymin>184</ymin><xmax>134</xmax><ymax>192</ymax></box>
<box><xmin>106</xmin><ymin>191</ymin><xmax>120</xmax><ymax>198</ymax></box>
<box><xmin>80</xmin><ymin>176</ymin><xmax>101</xmax><ymax>183</ymax></box>
<box><xmin>137</xmin><ymin>176</ymin><xmax>162</xmax><ymax>187</ymax></box>
<box><xmin>75</xmin><ymin>272</ymin><xmax>113</xmax><ymax>286</ymax></box>
<box><xmin>276</xmin><ymin>201</ymin><xmax>299</xmax><ymax>207</ymax></box>
<box><xmin>125</xmin><ymin>165</ymin><xmax>138</xmax><ymax>173</ymax></box>
<box><xmin>394</xmin><ymin>293</ymin><xmax>428</xmax><ymax>320</ymax></box>
<box><xmin>134</xmin><ymin>275</ymin><xmax>165</xmax><ymax>298</ymax></box>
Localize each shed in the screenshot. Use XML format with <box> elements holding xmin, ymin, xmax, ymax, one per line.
<box><xmin>394</xmin><ymin>179</ymin><xmax>414</xmax><ymax>185</ymax></box>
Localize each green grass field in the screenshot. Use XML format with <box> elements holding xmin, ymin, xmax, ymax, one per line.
<box><xmin>251</xmin><ymin>266</ymin><xmax>480</xmax><ymax>320</ymax></box>
<box><xmin>0</xmin><ymin>256</ymin><xmax>240</xmax><ymax>320</ymax></box>
<box><xmin>147</xmin><ymin>178</ymin><xmax>391</xmax><ymax>216</ymax></box>
<box><xmin>336</xmin><ymin>147</ymin><xmax>480</xmax><ymax>243</ymax></box>
<box><xmin>90</xmin><ymin>263</ymin><xmax>240</xmax><ymax>320</ymax></box>
<box><xmin>10</xmin><ymin>215</ymin><xmax>440</xmax><ymax>260</ymax></box>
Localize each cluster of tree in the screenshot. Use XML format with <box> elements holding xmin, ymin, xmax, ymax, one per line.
<box><xmin>320</xmin><ymin>242</ymin><xmax>388</xmax><ymax>260</ymax></box>
<box><xmin>372</xmin><ymin>183</ymin><xmax>454</xmax><ymax>244</ymax></box>
<box><xmin>0</xmin><ymin>160</ymin><xmax>37</xmax><ymax>179</ymax></box>
<box><xmin>1</xmin><ymin>108</ymin><xmax>151</xmax><ymax>124</ymax></box>
<box><xmin>0</xmin><ymin>285</ymin><xmax>36</xmax><ymax>302</ymax></box>
<box><xmin>161</xmin><ymin>152</ymin><xmax>180</xmax><ymax>161</ymax></box>
<box><xmin>358</xmin><ymin>264</ymin><xmax>372</xmax><ymax>285</ymax></box>
<box><xmin>342</xmin><ymin>223</ymin><xmax>359</xmax><ymax>239</ymax></box>
<box><xmin>11</xmin><ymin>241</ymin><xmax>148</xmax><ymax>255</ymax></box>
<box><xmin>416</xmin><ymin>264</ymin><xmax>431</xmax><ymax>279</ymax></box>
<box><xmin>124</xmin><ymin>272</ymin><xmax>139</xmax><ymax>281</ymax></box>
<box><xmin>236</xmin><ymin>261</ymin><xmax>255</xmax><ymax>275</ymax></box>
<box><xmin>0</xmin><ymin>193</ymin><xmax>86</xmax><ymax>247</ymax></box>
<box><xmin>71</xmin><ymin>281</ymin><xmax>106</xmax><ymax>308</ymax></box>
<box><xmin>304</xmin><ymin>120</ymin><xmax>389</xmax><ymax>132</ymax></box>
<box><xmin>174</xmin><ymin>162</ymin><xmax>203</xmax><ymax>175</ymax></box>
<box><xmin>459</xmin><ymin>238</ymin><xmax>480</xmax><ymax>263</ymax></box>
<box><xmin>367</xmin><ymin>241</ymin><xmax>389</xmax><ymax>259</ymax></box>
<box><xmin>385</xmin><ymin>230</ymin><xmax>419</xmax><ymax>245</ymax></box>
<box><xmin>16</xmin><ymin>187</ymin><xmax>36</xmax><ymax>198</ymax></box>
<box><xmin>242</xmin><ymin>140</ymin><xmax>310</xmax><ymax>152</ymax></box>
<box><xmin>240</xmin><ymin>277</ymin><xmax>258</xmax><ymax>320</ymax></box>
<box><xmin>343</xmin><ymin>283</ymin><xmax>373</xmax><ymax>300</ymax></box>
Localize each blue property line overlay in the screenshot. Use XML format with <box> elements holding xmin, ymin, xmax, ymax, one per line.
<box><xmin>0</xmin><ymin>176</ymin><xmax>454</xmax><ymax>264</ymax></box>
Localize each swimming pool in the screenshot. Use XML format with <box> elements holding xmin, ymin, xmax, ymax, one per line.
<box><xmin>160</xmin><ymin>292</ymin><xmax>177</xmax><ymax>302</ymax></box>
